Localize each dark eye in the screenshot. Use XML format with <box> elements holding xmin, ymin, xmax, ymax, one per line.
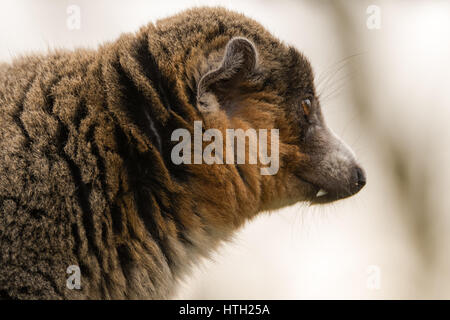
<box><xmin>301</xmin><ymin>99</ymin><xmax>312</xmax><ymax>121</ymax></box>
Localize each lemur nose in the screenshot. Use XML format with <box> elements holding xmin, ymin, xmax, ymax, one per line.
<box><xmin>350</xmin><ymin>166</ymin><xmax>366</xmax><ymax>194</ymax></box>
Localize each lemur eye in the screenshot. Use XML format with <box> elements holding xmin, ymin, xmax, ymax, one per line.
<box><xmin>301</xmin><ymin>99</ymin><xmax>312</xmax><ymax>120</ymax></box>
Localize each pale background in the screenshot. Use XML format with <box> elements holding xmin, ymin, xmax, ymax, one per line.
<box><xmin>1</xmin><ymin>0</ymin><xmax>449</xmax><ymax>299</ymax></box>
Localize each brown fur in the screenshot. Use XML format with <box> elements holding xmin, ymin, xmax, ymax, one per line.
<box><xmin>0</xmin><ymin>7</ymin><xmax>364</xmax><ymax>299</ymax></box>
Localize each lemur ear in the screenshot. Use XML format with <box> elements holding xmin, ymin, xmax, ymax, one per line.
<box><xmin>197</xmin><ymin>37</ymin><xmax>257</xmax><ymax>113</ymax></box>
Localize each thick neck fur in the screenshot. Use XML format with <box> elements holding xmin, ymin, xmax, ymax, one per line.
<box><xmin>88</xmin><ymin>14</ymin><xmax>265</xmax><ymax>298</ymax></box>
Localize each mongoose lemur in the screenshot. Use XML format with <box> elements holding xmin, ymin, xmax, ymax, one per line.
<box><xmin>0</xmin><ymin>7</ymin><xmax>366</xmax><ymax>299</ymax></box>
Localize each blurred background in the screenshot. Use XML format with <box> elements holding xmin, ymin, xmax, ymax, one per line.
<box><xmin>1</xmin><ymin>0</ymin><xmax>449</xmax><ymax>299</ymax></box>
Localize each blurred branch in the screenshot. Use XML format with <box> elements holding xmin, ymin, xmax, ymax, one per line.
<box><xmin>315</xmin><ymin>0</ymin><xmax>436</xmax><ymax>297</ymax></box>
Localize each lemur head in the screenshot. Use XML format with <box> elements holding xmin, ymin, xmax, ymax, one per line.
<box><xmin>194</xmin><ymin>31</ymin><xmax>366</xmax><ymax>209</ymax></box>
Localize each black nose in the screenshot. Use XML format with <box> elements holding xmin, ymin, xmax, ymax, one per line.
<box><xmin>356</xmin><ymin>166</ymin><xmax>366</xmax><ymax>187</ymax></box>
<box><xmin>350</xmin><ymin>166</ymin><xmax>366</xmax><ymax>194</ymax></box>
